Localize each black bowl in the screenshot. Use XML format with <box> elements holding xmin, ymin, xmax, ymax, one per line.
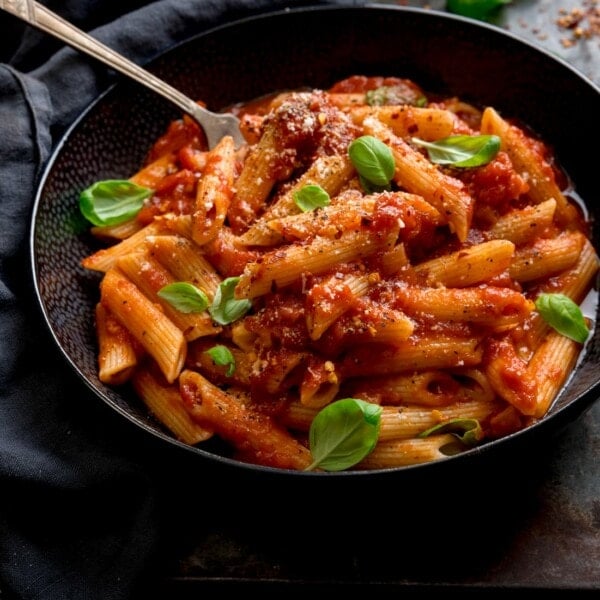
<box><xmin>31</xmin><ymin>5</ymin><xmax>600</xmax><ymax>480</ymax></box>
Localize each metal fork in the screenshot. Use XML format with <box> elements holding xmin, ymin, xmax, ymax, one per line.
<box><xmin>0</xmin><ymin>0</ymin><xmax>246</xmax><ymax>149</ymax></box>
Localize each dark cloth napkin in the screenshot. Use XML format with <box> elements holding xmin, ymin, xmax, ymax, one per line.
<box><xmin>0</xmin><ymin>1</ymin><xmax>355</xmax><ymax>598</ymax></box>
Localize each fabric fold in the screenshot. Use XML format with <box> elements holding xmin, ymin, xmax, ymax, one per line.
<box><xmin>0</xmin><ymin>2</ymin><xmax>352</xmax><ymax>598</ymax></box>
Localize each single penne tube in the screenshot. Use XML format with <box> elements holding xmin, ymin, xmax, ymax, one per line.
<box><xmin>90</xmin><ymin>218</ymin><xmax>144</xmax><ymax>242</ymax></box>
<box><xmin>179</xmin><ymin>369</ymin><xmax>312</xmax><ymax>470</ymax></box>
<box><xmin>340</xmin><ymin>336</ymin><xmax>483</xmax><ymax>377</ymax></box>
<box><xmin>509</xmin><ymin>231</ymin><xmax>585</xmax><ymax>282</ymax></box>
<box><xmin>155</xmin><ymin>213</ymin><xmax>193</xmax><ymax>238</ymax></box>
<box><xmin>380</xmin><ymin>243</ymin><xmax>409</xmax><ymax>275</ymax></box>
<box><xmin>100</xmin><ymin>268</ymin><xmax>186</xmax><ymax>383</ymax></box>
<box><xmin>487</xmin><ymin>198</ymin><xmax>556</xmax><ymax>245</ymax></box>
<box><xmin>376</xmin><ymin>400</ymin><xmax>498</xmax><ymax>441</ymax></box>
<box><xmin>412</xmin><ymin>239</ymin><xmax>515</xmax><ymax>287</ymax></box>
<box><xmin>116</xmin><ymin>251</ymin><xmax>218</xmax><ymax>341</ymax></box>
<box><xmin>349</xmin><ymin>105</ymin><xmax>456</xmax><ymax>140</ymax></box>
<box><xmin>355</xmin><ymin>434</ymin><xmax>458</xmax><ymax>469</ymax></box>
<box><xmin>255</xmin><ymin>348</ymin><xmax>309</xmax><ymax>395</ymax></box>
<box><xmin>235</xmin><ymin>228</ymin><xmax>398</xmax><ymax>299</ymax></box>
<box><xmin>362</xmin><ymin>115</ymin><xmax>473</xmax><ymax>241</ymax></box>
<box><xmin>528</xmin><ymin>329</ymin><xmax>584</xmax><ymax>418</ymax></box>
<box><xmin>326</xmin><ymin>92</ymin><xmax>370</xmax><ymax>108</ymax></box>
<box><xmin>523</xmin><ymin>239</ymin><xmax>600</xmax><ymax>352</ymax></box>
<box><xmin>95</xmin><ymin>303</ymin><xmax>138</xmax><ymax>385</ymax></box>
<box><xmin>228</xmin><ymin>119</ymin><xmax>285</xmax><ymax>233</ymax></box>
<box><xmin>191</xmin><ymin>135</ymin><xmax>236</xmax><ymax>246</ymax></box>
<box><xmin>440</xmin><ymin>98</ymin><xmax>482</xmax><ymax>124</ymax></box>
<box><xmin>129</xmin><ymin>152</ymin><xmax>177</xmax><ymax>188</ymax></box>
<box><xmin>551</xmin><ymin>239</ymin><xmax>600</xmax><ymax>303</ymax></box>
<box><xmin>480</xmin><ymin>107</ymin><xmax>573</xmax><ymax>220</ymax></box>
<box><xmin>484</xmin><ymin>337</ymin><xmax>537</xmax><ymax>416</ymax></box>
<box><xmin>330</xmin><ymin>300</ymin><xmax>415</xmax><ymax>345</ymax></box>
<box><xmin>146</xmin><ymin>234</ymin><xmax>221</xmax><ymax>300</ymax></box>
<box><xmin>131</xmin><ymin>365</ymin><xmax>213</xmax><ymax>445</ymax></box>
<box><xmin>347</xmin><ymin>368</ymin><xmax>496</xmax><ymax>407</ymax></box>
<box><xmin>81</xmin><ymin>221</ymin><xmax>164</xmax><ymax>272</ymax></box>
<box><xmin>283</xmin><ymin>398</ymin><xmax>497</xmax><ymax>440</ymax></box>
<box><xmin>392</xmin><ymin>285</ymin><xmax>534</xmax><ymax>331</ymax></box>
<box><xmin>305</xmin><ymin>272</ymin><xmax>373</xmax><ymax>341</ymax></box>
<box><xmin>299</xmin><ymin>357</ymin><xmax>340</xmax><ymax>409</ymax></box>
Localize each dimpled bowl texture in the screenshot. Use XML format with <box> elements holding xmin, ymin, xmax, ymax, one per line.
<box><xmin>31</xmin><ymin>6</ymin><xmax>600</xmax><ymax>479</ymax></box>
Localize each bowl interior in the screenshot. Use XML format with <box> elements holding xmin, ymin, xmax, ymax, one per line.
<box><xmin>31</xmin><ymin>6</ymin><xmax>600</xmax><ymax>476</ymax></box>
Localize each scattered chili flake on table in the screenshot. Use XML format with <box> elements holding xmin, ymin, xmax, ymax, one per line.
<box><xmin>556</xmin><ymin>0</ymin><xmax>600</xmax><ymax>48</ymax></box>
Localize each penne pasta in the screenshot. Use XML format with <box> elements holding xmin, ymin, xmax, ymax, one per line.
<box><xmin>79</xmin><ymin>74</ymin><xmax>599</xmax><ymax>472</ymax></box>
<box><xmin>191</xmin><ymin>135</ymin><xmax>236</xmax><ymax>246</ymax></box>
<box><xmin>282</xmin><ymin>398</ymin><xmax>498</xmax><ymax>440</ymax></box>
<box><xmin>340</xmin><ymin>336</ymin><xmax>483</xmax><ymax>377</ymax></box>
<box><xmin>349</xmin><ymin>105</ymin><xmax>456</xmax><ymax>140</ymax></box>
<box><xmin>356</xmin><ymin>435</ymin><xmax>458</xmax><ymax>469</ymax></box>
<box><xmin>100</xmin><ymin>268</ymin><xmax>186</xmax><ymax>383</ymax></box>
<box><xmin>95</xmin><ymin>303</ymin><xmax>138</xmax><ymax>385</ymax></box>
<box><xmin>412</xmin><ymin>239</ymin><xmax>515</xmax><ymax>287</ymax></box>
<box><xmin>132</xmin><ymin>365</ymin><xmax>213</xmax><ymax>445</ymax></box>
<box><xmin>235</xmin><ymin>228</ymin><xmax>398</xmax><ymax>299</ymax></box>
<box><xmin>179</xmin><ymin>370</ymin><xmax>312</xmax><ymax>470</ymax></box>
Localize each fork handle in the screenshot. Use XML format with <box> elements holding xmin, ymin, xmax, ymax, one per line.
<box><xmin>0</xmin><ymin>0</ymin><xmax>245</xmax><ymax>148</ymax></box>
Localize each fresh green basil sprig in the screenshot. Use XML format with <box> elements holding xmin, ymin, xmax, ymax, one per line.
<box><xmin>293</xmin><ymin>184</ymin><xmax>331</xmax><ymax>212</ymax></box>
<box><xmin>348</xmin><ymin>135</ymin><xmax>395</xmax><ymax>192</ymax></box>
<box><xmin>208</xmin><ymin>277</ymin><xmax>252</xmax><ymax>325</ymax></box>
<box><xmin>305</xmin><ymin>398</ymin><xmax>382</xmax><ymax>472</ymax></box>
<box><xmin>418</xmin><ymin>417</ymin><xmax>484</xmax><ymax>447</ymax></box>
<box><xmin>446</xmin><ymin>0</ymin><xmax>511</xmax><ymax>22</ymax></box>
<box><xmin>79</xmin><ymin>179</ymin><xmax>153</xmax><ymax>226</ymax></box>
<box><xmin>535</xmin><ymin>293</ymin><xmax>590</xmax><ymax>343</ymax></box>
<box><xmin>204</xmin><ymin>345</ymin><xmax>236</xmax><ymax>377</ymax></box>
<box><xmin>412</xmin><ymin>134</ymin><xmax>501</xmax><ymax>167</ymax></box>
<box><xmin>157</xmin><ymin>282</ymin><xmax>209</xmax><ymax>313</ymax></box>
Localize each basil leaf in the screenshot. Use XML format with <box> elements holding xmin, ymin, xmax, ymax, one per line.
<box><xmin>412</xmin><ymin>135</ymin><xmax>501</xmax><ymax>167</ymax></box>
<box><xmin>79</xmin><ymin>179</ymin><xmax>153</xmax><ymax>226</ymax></box>
<box><xmin>157</xmin><ymin>282</ymin><xmax>209</xmax><ymax>313</ymax></box>
<box><xmin>305</xmin><ymin>398</ymin><xmax>382</xmax><ymax>472</ymax></box>
<box><xmin>535</xmin><ymin>293</ymin><xmax>590</xmax><ymax>343</ymax></box>
<box><xmin>357</xmin><ymin>174</ymin><xmax>388</xmax><ymax>195</ymax></box>
<box><xmin>293</xmin><ymin>184</ymin><xmax>331</xmax><ymax>212</ymax></box>
<box><xmin>446</xmin><ymin>0</ymin><xmax>511</xmax><ymax>21</ymax></box>
<box><xmin>348</xmin><ymin>135</ymin><xmax>395</xmax><ymax>188</ymax></box>
<box><xmin>418</xmin><ymin>417</ymin><xmax>484</xmax><ymax>446</ymax></box>
<box><xmin>208</xmin><ymin>277</ymin><xmax>252</xmax><ymax>325</ymax></box>
<box><xmin>204</xmin><ymin>345</ymin><xmax>236</xmax><ymax>377</ymax></box>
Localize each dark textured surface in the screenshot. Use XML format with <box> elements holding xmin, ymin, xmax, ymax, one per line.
<box><xmin>30</xmin><ymin>1</ymin><xmax>600</xmax><ymax>593</ymax></box>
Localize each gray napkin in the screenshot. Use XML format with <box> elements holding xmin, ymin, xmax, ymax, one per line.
<box><xmin>0</xmin><ymin>2</ymin><xmax>351</xmax><ymax>598</ymax></box>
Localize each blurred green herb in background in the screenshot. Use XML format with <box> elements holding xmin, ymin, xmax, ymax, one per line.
<box><xmin>446</xmin><ymin>0</ymin><xmax>511</xmax><ymax>22</ymax></box>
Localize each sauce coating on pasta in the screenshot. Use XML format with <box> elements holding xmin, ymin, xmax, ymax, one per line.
<box><xmin>81</xmin><ymin>75</ymin><xmax>599</xmax><ymax>471</ymax></box>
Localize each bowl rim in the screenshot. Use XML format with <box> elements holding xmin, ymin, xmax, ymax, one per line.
<box><xmin>29</xmin><ymin>3</ymin><xmax>600</xmax><ymax>478</ymax></box>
